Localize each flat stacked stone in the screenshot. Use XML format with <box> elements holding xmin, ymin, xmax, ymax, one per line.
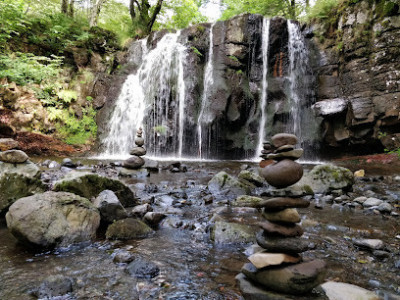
<box><xmin>123</xmin><ymin>128</ymin><xmax>146</xmax><ymax>169</ymax></box>
<box><xmin>238</xmin><ymin>133</ymin><xmax>326</xmax><ymax>296</ymax></box>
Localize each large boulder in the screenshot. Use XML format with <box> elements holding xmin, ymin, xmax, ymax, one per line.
<box><xmin>208</xmin><ymin>171</ymin><xmax>255</xmax><ymax>197</ymax></box>
<box><xmin>0</xmin><ymin>161</ymin><xmax>44</xmax><ymax>214</ymax></box>
<box><xmin>6</xmin><ymin>191</ymin><xmax>100</xmax><ymax>248</ymax></box>
<box><xmin>302</xmin><ymin>164</ymin><xmax>354</xmax><ymax>194</ymax></box>
<box><xmin>53</xmin><ymin>172</ymin><xmax>138</xmax><ymax>207</ymax></box>
<box><xmin>210</xmin><ymin>221</ymin><xmax>256</xmax><ymax>244</ymax></box>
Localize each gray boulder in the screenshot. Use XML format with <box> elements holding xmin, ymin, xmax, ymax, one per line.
<box><xmin>93</xmin><ymin>190</ymin><xmax>128</xmax><ymax>223</ymax></box>
<box><xmin>35</xmin><ymin>275</ymin><xmax>73</xmax><ymax>298</ymax></box>
<box><xmin>0</xmin><ymin>161</ymin><xmax>44</xmax><ymax>214</ymax></box>
<box><xmin>300</xmin><ymin>164</ymin><xmax>354</xmax><ymax>194</ymax></box>
<box><xmin>53</xmin><ymin>172</ymin><xmax>137</xmax><ymax>207</ymax></box>
<box><xmin>238</xmin><ymin>170</ymin><xmax>265</xmax><ymax>187</ymax></box>
<box><xmin>6</xmin><ymin>191</ymin><xmax>100</xmax><ymax>248</ymax></box>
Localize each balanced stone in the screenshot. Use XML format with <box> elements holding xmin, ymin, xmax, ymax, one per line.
<box><xmin>260</xmin><ymin>197</ymin><xmax>310</xmax><ymax>210</ymax></box>
<box><xmin>241</xmin><ymin>259</ymin><xmax>326</xmax><ymax>294</ymax></box>
<box><xmin>275</xmin><ymin>145</ymin><xmax>294</xmax><ymax>153</ymax></box>
<box><xmin>135</xmin><ymin>137</ymin><xmax>145</xmax><ymax>147</ymax></box>
<box><xmin>263</xmin><ymin>208</ymin><xmax>301</xmax><ymax>224</ymax></box>
<box><xmin>129</xmin><ymin>146</ymin><xmax>146</xmax><ymax>156</ymax></box>
<box><xmin>259</xmin><ymin>221</ymin><xmax>303</xmax><ymax>237</ymax></box>
<box><xmin>123</xmin><ymin>156</ymin><xmax>145</xmax><ymax>169</ymax></box>
<box><xmin>256</xmin><ymin>231</ymin><xmax>313</xmax><ymax>254</ymax></box>
<box><xmin>271</xmin><ymin>133</ymin><xmax>298</xmax><ymax>148</ymax></box>
<box><xmin>261</xmin><ymin>159</ymin><xmax>303</xmax><ymax>188</ymax></box>
<box><xmin>0</xmin><ymin>150</ymin><xmax>29</xmax><ymax>163</ymax></box>
<box><xmin>248</xmin><ymin>252</ymin><xmax>301</xmax><ymax>269</ymax></box>
<box><xmin>267</xmin><ymin>149</ymin><xmax>303</xmax><ymax>161</ymax></box>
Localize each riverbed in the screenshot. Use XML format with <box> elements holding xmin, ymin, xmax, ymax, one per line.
<box><xmin>0</xmin><ymin>159</ymin><xmax>399</xmax><ymax>299</ymax></box>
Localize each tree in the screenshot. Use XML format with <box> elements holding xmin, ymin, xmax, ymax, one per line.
<box><xmin>162</xmin><ymin>0</ymin><xmax>208</xmax><ymax>30</ymax></box>
<box><xmin>89</xmin><ymin>0</ymin><xmax>108</xmax><ymax>26</ymax></box>
<box><xmin>129</xmin><ymin>0</ymin><xmax>164</xmax><ymax>37</ymax></box>
<box><xmin>221</xmin><ymin>0</ymin><xmax>308</xmax><ymax>20</ymax></box>
<box><xmin>61</xmin><ymin>0</ymin><xmax>75</xmax><ymax>17</ymax></box>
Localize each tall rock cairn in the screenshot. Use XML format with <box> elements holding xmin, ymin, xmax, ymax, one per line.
<box><xmin>123</xmin><ymin>128</ymin><xmax>146</xmax><ymax>169</ymax></box>
<box><xmin>238</xmin><ymin>133</ymin><xmax>326</xmax><ymax>295</ymax></box>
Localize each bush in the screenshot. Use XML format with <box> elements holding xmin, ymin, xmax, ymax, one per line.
<box><xmin>307</xmin><ymin>0</ymin><xmax>340</xmax><ymax>20</ymax></box>
<box><xmin>0</xmin><ymin>53</ymin><xmax>62</xmax><ymax>85</ymax></box>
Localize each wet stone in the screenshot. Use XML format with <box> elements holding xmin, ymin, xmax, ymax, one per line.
<box><xmin>262</xmin><ymin>208</ymin><xmax>301</xmax><ymax>224</ymax></box>
<box><xmin>0</xmin><ymin>150</ymin><xmax>29</xmax><ymax>164</ymax></box>
<box><xmin>113</xmin><ymin>250</ymin><xmax>135</xmax><ymax>264</ymax></box>
<box><xmin>35</xmin><ymin>275</ymin><xmax>73</xmax><ymax>298</ymax></box>
<box><xmin>261</xmin><ymin>160</ymin><xmax>303</xmax><ymax>189</ymax></box>
<box><xmin>353</xmin><ymin>238</ymin><xmax>384</xmax><ymax>250</ymax></box>
<box><xmin>267</xmin><ymin>149</ymin><xmax>303</xmax><ymax>161</ymax></box>
<box><xmin>248</xmin><ymin>252</ymin><xmax>301</xmax><ymax>269</ymax></box>
<box><xmin>259</xmin><ymin>197</ymin><xmax>310</xmax><ymax>210</ymax></box>
<box><xmin>241</xmin><ymin>259</ymin><xmax>326</xmax><ymax>294</ymax></box>
<box><xmin>271</xmin><ymin>133</ymin><xmax>298</xmax><ymax>148</ymax></box>
<box><xmin>125</xmin><ymin>258</ymin><xmax>160</xmax><ymax>278</ymax></box>
<box><xmin>256</xmin><ymin>231</ymin><xmax>313</xmax><ymax>254</ymax></box>
<box><xmin>258</xmin><ymin>221</ymin><xmax>304</xmax><ymax>238</ymax></box>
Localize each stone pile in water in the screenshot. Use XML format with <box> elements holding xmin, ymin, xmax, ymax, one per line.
<box><xmin>237</xmin><ymin>133</ymin><xmax>326</xmax><ymax>296</ymax></box>
<box><xmin>123</xmin><ymin>128</ymin><xmax>146</xmax><ymax>169</ymax></box>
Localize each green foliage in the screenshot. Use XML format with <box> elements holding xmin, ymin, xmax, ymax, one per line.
<box><xmin>228</xmin><ymin>55</ymin><xmax>239</xmax><ymax>62</ymax></box>
<box><xmin>0</xmin><ymin>0</ymin><xmax>29</xmax><ymax>50</ymax></box>
<box><xmin>191</xmin><ymin>46</ymin><xmax>203</xmax><ymax>56</ymax></box>
<box><xmin>47</xmin><ymin>106</ymin><xmax>97</xmax><ymax>145</ymax></box>
<box><xmin>161</xmin><ymin>0</ymin><xmax>208</xmax><ymax>30</ymax></box>
<box><xmin>385</xmin><ymin>148</ymin><xmax>400</xmax><ymax>159</ymax></box>
<box><xmin>306</xmin><ymin>0</ymin><xmax>339</xmax><ymax>20</ymax></box>
<box><xmin>153</xmin><ymin>125</ymin><xmax>167</xmax><ymax>135</ymax></box>
<box><xmin>0</xmin><ymin>53</ymin><xmax>62</xmax><ymax>85</ymax></box>
<box><xmin>57</xmin><ymin>90</ymin><xmax>78</xmax><ymax>104</ymax></box>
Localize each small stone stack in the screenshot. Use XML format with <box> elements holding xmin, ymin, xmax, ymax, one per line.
<box><xmin>123</xmin><ymin>128</ymin><xmax>146</xmax><ymax>169</ymax></box>
<box><xmin>237</xmin><ymin>133</ymin><xmax>326</xmax><ymax>296</ymax></box>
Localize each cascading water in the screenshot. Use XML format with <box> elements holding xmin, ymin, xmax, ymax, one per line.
<box><xmin>101</xmin><ymin>32</ymin><xmax>187</xmax><ymax>158</ymax></box>
<box><xmin>197</xmin><ymin>24</ymin><xmax>215</xmax><ymax>159</ymax></box>
<box><xmin>287</xmin><ymin>20</ymin><xmax>317</xmax><ymax>160</ymax></box>
<box><xmin>256</xmin><ymin>18</ymin><xmax>270</xmax><ymax>158</ymax></box>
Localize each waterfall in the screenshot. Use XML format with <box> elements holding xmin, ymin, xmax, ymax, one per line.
<box><xmin>197</xmin><ymin>24</ymin><xmax>215</xmax><ymax>159</ymax></box>
<box><xmin>287</xmin><ymin>20</ymin><xmax>317</xmax><ymax>159</ymax></box>
<box><xmin>256</xmin><ymin>18</ymin><xmax>270</xmax><ymax>158</ymax></box>
<box><xmin>101</xmin><ymin>32</ymin><xmax>187</xmax><ymax>158</ymax></box>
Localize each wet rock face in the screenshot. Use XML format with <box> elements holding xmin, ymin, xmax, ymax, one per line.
<box><xmin>312</xmin><ymin>2</ymin><xmax>400</xmax><ymax>154</ymax></box>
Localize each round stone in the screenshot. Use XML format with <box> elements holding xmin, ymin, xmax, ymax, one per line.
<box><xmin>259</xmin><ymin>197</ymin><xmax>310</xmax><ymax>210</ymax></box>
<box><xmin>256</xmin><ymin>231</ymin><xmax>313</xmax><ymax>254</ymax></box>
<box><xmin>267</xmin><ymin>149</ymin><xmax>303</xmax><ymax>161</ymax></box>
<box><xmin>263</xmin><ymin>208</ymin><xmax>301</xmax><ymax>224</ymax></box>
<box><xmin>258</xmin><ymin>220</ymin><xmax>303</xmax><ymax>237</ymax></box>
<box><xmin>260</xmin><ymin>159</ymin><xmax>303</xmax><ymax>188</ymax></box>
<box><xmin>271</xmin><ymin>133</ymin><xmax>298</xmax><ymax>148</ymax></box>
<box><xmin>135</xmin><ymin>137</ymin><xmax>145</xmax><ymax>146</ymax></box>
<box><xmin>129</xmin><ymin>147</ymin><xmax>146</xmax><ymax>156</ymax></box>
<box><xmin>123</xmin><ymin>156</ymin><xmax>145</xmax><ymax>169</ymax></box>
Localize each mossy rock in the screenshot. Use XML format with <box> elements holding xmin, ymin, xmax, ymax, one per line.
<box><xmin>208</xmin><ymin>171</ymin><xmax>255</xmax><ymax>197</ymax></box>
<box><xmin>210</xmin><ymin>221</ymin><xmax>256</xmax><ymax>244</ymax></box>
<box><xmin>106</xmin><ymin>218</ymin><xmax>154</xmax><ymax>240</ymax></box>
<box><xmin>53</xmin><ymin>172</ymin><xmax>137</xmax><ymax>207</ymax></box>
<box><xmin>0</xmin><ymin>162</ymin><xmax>45</xmax><ymax>215</ymax></box>
<box><xmin>232</xmin><ymin>195</ymin><xmax>265</xmax><ymax>207</ymax></box>
<box><xmin>307</xmin><ymin>164</ymin><xmax>354</xmax><ymax>193</ymax></box>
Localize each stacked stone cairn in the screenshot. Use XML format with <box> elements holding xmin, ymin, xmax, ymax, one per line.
<box><xmin>123</xmin><ymin>128</ymin><xmax>146</xmax><ymax>169</ymax></box>
<box><xmin>238</xmin><ymin>133</ymin><xmax>326</xmax><ymax>296</ymax></box>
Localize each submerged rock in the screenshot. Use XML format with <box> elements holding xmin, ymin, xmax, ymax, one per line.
<box><xmin>35</xmin><ymin>275</ymin><xmax>73</xmax><ymax>299</ymax></box>
<box><xmin>256</xmin><ymin>231</ymin><xmax>313</xmax><ymax>254</ymax></box>
<box><xmin>54</xmin><ymin>171</ymin><xmax>137</xmax><ymax>207</ymax></box>
<box><xmin>106</xmin><ymin>218</ymin><xmax>154</xmax><ymax>240</ymax></box>
<box><xmin>6</xmin><ymin>191</ymin><xmax>100</xmax><ymax>248</ymax></box>
<box><xmin>238</xmin><ymin>170</ymin><xmax>265</xmax><ymax>187</ymax></box>
<box><xmin>211</xmin><ymin>221</ymin><xmax>256</xmax><ymax>244</ymax></box>
<box><xmin>125</xmin><ymin>258</ymin><xmax>160</xmax><ymax>278</ymax></box>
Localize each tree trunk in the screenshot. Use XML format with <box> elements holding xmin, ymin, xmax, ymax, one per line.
<box><xmin>90</xmin><ymin>0</ymin><xmax>106</xmax><ymax>27</ymax></box>
<box><xmin>61</xmin><ymin>0</ymin><xmax>68</xmax><ymax>14</ymax></box>
<box><xmin>129</xmin><ymin>0</ymin><xmax>163</xmax><ymax>37</ymax></box>
<box><xmin>147</xmin><ymin>0</ymin><xmax>163</xmax><ymax>34</ymax></box>
<box><xmin>68</xmin><ymin>0</ymin><xmax>75</xmax><ymax>17</ymax></box>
